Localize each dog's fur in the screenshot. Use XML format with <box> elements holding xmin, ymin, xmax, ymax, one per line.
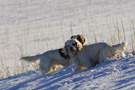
<box><xmin>21</xmin><ymin>48</ymin><xmax>70</xmax><ymax>74</ymax></box>
<box><xmin>65</xmin><ymin>39</ymin><xmax>127</xmax><ymax>72</ymax></box>
<box><xmin>71</xmin><ymin>34</ymin><xmax>86</xmax><ymax>45</ymax></box>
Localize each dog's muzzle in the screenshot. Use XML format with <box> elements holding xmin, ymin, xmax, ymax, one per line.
<box><xmin>69</xmin><ymin>47</ymin><xmax>76</xmax><ymax>53</ymax></box>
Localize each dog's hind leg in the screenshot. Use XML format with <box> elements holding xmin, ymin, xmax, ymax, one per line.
<box><xmin>46</xmin><ymin>64</ymin><xmax>53</xmax><ymax>73</ymax></box>
<box><xmin>39</xmin><ymin>64</ymin><xmax>51</xmax><ymax>74</ymax></box>
<box><xmin>39</xmin><ymin>57</ymin><xmax>51</xmax><ymax>74</ymax></box>
<box><xmin>98</xmin><ymin>51</ymin><xmax>107</xmax><ymax>64</ymax></box>
<box><xmin>79</xmin><ymin>66</ymin><xmax>87</xmax><ymax>70</ymax></box>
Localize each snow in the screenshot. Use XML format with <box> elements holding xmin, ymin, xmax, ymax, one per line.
<box><xmin>0</xmin><ymin>0</ymin><xmax>135</xmax><ymax>89</ymax></box>
<box><xmin>0</xmin><ymin>56</ymin><xmax>135</xmax><ymax>90</ymax></box>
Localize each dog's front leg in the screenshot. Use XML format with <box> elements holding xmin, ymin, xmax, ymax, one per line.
<box><xmin>74</xmin><ymin>66</ymin><xmax>80</xmax><ymax>72</ymax></box>
<box><xmin>74</xmin><ymin>63</ymin><xmax>81</xmax><ymax>72</ymax></box>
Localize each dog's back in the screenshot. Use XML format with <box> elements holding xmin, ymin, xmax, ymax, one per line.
<box><xmin>80</xmin><ymin>43</ymin><xmax>110</xmax><ymax>64</ymax></box>
<box><xmin>84</xmin><ymin>42</ymin><xmax>111</xmax><ymax>55</ymax></box>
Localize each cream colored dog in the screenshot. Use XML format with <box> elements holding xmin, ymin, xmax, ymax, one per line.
<box><xmin>65</xmin><ymin>39</ymin><xmax>127</xmax><ymax>72</ymax></box>
<box><xmin>21</xmin><ymin>48</ymin><xmax>70</xmax><ymax>74</ymax></box>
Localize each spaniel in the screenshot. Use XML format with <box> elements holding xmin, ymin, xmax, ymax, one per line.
<box><xmin>21</xmin><ymin>48</ymin><xmax>70</xmax><ymax>74</ymax></box>
<box><xmin>65</xmin><ymin>39</ymin><xmax>127</xmax><ymax>72</ymax></box>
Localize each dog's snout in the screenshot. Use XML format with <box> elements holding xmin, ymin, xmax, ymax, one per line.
<box><xmin>70</xmin><ymin>47</ymin><xmax>74</xmax><ymax>50</ymax></box>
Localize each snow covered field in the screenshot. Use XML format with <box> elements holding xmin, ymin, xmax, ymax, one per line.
<box><xmin>0</xmin><ymin>55</ymin><xmax>135</xmax><ymax>90</ymax></box>
<box><xmin>0</xmin><ymin>0</ymin><xmax>135</xmax><ymax>89</ymax></box>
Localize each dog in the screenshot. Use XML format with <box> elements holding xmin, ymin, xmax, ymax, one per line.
<box><xmin>20</xmin><ymin>48</ymin><xmax>70</xmax><ymax>74</ymax></box>
<box><xmin>65</xmin><ymin>39</ymin><xmax>127</xmax><ymax>72</ymax></box>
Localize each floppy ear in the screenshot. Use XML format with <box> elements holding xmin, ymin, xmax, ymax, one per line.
<box><xmin>76</xmin><ymin>40</ymin><xmax>83</xmax><ymax>51</ymax></box>
<box><xmin>59</xmin><ymin>48</ymin><xmax>70</xmax><ymax>59</ymax></box>
<box><xmin>77</xmin><ymin>35</ymin><xmax>86</xmax><ymax>45</ymax></box>
<box><xmin>71</xmin><ymin>36</ymin><xmax>74</xmax><ymax>39</ymax></box>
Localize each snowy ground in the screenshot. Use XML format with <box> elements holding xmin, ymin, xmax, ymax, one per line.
<box><xmin>0</xmin><ymin>0</ymin><xmax>135</xmax><ymax>89</ymax></box>
<box><xmin>0</xmin><ymin>55</ymin><xmax>135</xmax><ymax>90</ymax></box>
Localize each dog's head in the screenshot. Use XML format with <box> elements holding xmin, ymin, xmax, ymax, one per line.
<box><xmin>65</xmin><ymin>39</ymin><xmax>83</xmax><ymax>57</ymax></box>
<box><xmin>71</xmin><ymin>35</ymin><xmax>85</xmax><ymax>45</ymax></box>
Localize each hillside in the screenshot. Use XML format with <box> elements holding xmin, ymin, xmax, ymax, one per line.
<box><xmin>0</xmin><ymin>55</ymin><xmax>135</xmax><ymax>90</ymax></box>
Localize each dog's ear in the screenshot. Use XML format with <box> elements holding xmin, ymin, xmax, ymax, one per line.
<box><xmin>59</xmin><ymin>48</ymin><xmax>70</xmax><ymax>59</ymax></box>
<box><xmin>71</xmin><ymin>36</ymin><xmax>74</xmax><ymax>39</ymax></box>
<box><xmin>76</xmin><ymin>35</ymin><xmax>86</xmax><ymax>45</ymax></box>
<box><xmin>71</xmin><ymin>35</ymin><xmax>85</xmax><ymax>45</ymax></box>
<box><xmin>76</xmin><ymin>40</ymin><xmax>83</xmax><ymax>51</ymax></box>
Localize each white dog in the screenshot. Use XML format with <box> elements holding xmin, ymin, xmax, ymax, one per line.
<box><xmin>65</xmin><ymin>39</ymin><xmax>127</xmax><ymax>72</ymax></box>
<box><xmin>21</xmin><ymin>48</ymin><xmax>70</xmax><ymax>74</ymax></box>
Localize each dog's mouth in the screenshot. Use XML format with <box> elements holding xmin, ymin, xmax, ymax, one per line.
<box><xmin>69</xmin><ymin>47</ymin><xmax>76</xmax><ymax>53</ymax></box>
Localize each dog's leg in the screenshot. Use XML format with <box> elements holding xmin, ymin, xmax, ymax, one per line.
<box><xmin>79</xmin><ymin>66</ymin><xmax>87</xmax><ymax>70</ymax></box>
<box><xmin>39</xmin><ymin>65</ymin><xmax>45</xmax><ymax>75</ymax></box>
<box><xmin>52</xmin><ymin>64</ymin><xmax>57</xmax><ymax>71</ymax></box>
<box><xmin>74</xmin><ymin>64</ymin><xmax>82</xmax><ymax>72</ymax></box>
<box><xmin>99</xmin><ymin>55</ymin><xmax>106</xmax><ymax>63</ymax></box>
<box><xmin>39</xmin><ymin>57</ymin><xmax>51</xmax><ymax>74</ymax></box>
<box><xmin>98</xmin><ymin>51</ymin><xmax>106</xmax><ymax>64</ymax></box>
<box><xmin>49</xmin><ymin>64</ymin><xmax>57</xmax><ymax>73</ymax></box>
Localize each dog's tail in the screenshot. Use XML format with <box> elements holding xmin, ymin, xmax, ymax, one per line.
<box><xmin>20</xmin><ymin>54</ymin><xmax>41</xmax><ymax>62</ymax></box>
<box><xmin>112</xmin><ymin>42</ymin><xmax>127</xmax><ymax>51</ymax></box>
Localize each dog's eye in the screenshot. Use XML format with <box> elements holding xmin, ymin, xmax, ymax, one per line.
<box><xmin>72</xmin><ymin>43</ymin><xmax>77</xmax><ymax>46</ymax></box>
<box><xmin>67</xmin><ymin>45</ymin><xmax>70</xmax><ymax>47</ymax></box>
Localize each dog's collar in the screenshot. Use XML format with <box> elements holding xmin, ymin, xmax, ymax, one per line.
<box><xmin>59</xmin><ymin>49</ymin><xmax>70</xmax><ymax>60</ymax></box>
